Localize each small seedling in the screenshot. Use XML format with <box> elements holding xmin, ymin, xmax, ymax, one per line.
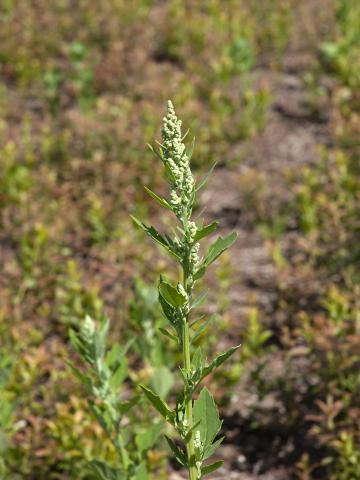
<box><xmin>69</xmin><ymin>315</ymin><xmax>163</xmax><ymax>479</ymax></box>
<box><xmin>132</xmin><ymin>101</ymin><xmax>239</xmax><ymax>479</ymax></box>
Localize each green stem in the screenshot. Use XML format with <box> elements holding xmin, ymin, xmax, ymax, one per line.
<box><xmin>182</xmin><ymin>242</ymin><xmax>197</xmax><ymax>480</ymax></box>
<box><xmin>183</xmin><ymin>321</ymin><xmax>197</xmax><ymax>480</ymax></box>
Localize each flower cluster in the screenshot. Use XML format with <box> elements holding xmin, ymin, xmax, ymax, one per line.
<box><xmin>194</xmin><ymin>430</ymin><xmax>204</xmax><ymax>479</ymax></box>
<box><xmin>161</xmin><ymin>100</ymin><xmax>194</xmax><ymax>217</ymax></box>
<box><xmin>81</xmin><ymin>315</ymin><xmax>95</xmax><ymax>344</ymax></box>
<box><xmin>188</xmin><ymin>221</ymin><xmax>200</xmax><ymax>275</ymax></box>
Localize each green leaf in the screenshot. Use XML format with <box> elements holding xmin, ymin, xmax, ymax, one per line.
<box><xmin>193</xmin><ymin>388</ymin><xmax>222</xmax><ymax>450</ymax></box>
<box><xmin>158</xmin><ymin>327</ymin><xmax>178</xmax><ymax>343</ymax></box>
<box><xmin>135</xmin><ymin>420</ymin><xmax>164</xmax><ymax>453</ymax></box>
<box><xmin>201</xmin><ymin>460</ymin><xmax>224</xmax><ymax>476</ymax></box>
<box><xmin>192</xmin><ymin>347</ymin><xmax>204</xmax><ymax>372</ymax></box>
<box><xmin>196</xmin><ymin>162</ymin><xmax>217</xmax><ymax>192</ymax></box>
<box><xmin>95</xmin><ymin>317</ymin><xmax>110</xmax><ymax>360</ymax></box>
<box><xmin>203</xmin><ymin>232</ymin><xmax>237</xmax><ymax>267</ymax></box>
<box><xmin>192</xmin><ymin>316</ymin><xmax>215</xmax><ymax>344</ymax></box>
<box><xmin>140</xmin><ymin>385</ymin><xmax>174</xmax><ymax>424</ymax></box>
<box><xmin>187</xmin><ymin>136</ymin><xmax>195</xmax><ymax>160</ymax></box>
<box><xmin>165</xmin><ymin>436</ymin><xmax>187</xmax><ymax>466</ymax></box>
<box><xmin>193</xmin><ymin>266</ymin><xmax>206</xmax><ymax>281</ymax></box>
<box><xmin>144</xmin><ymin>186</ymin><xmax>173</xmax><ymax>211</ymax></box>
<box><xmin>105</xmin><ymin>343</ymin><xmax>123</xmax><ymax>368</ymax></box>
<box><xmin>158</xmin><ymin>293</ymin><xmax>182</xmax><ymax>339</ymax></box>
<box><xmin>191</xmin><ymin>290</ymin><xmax>209</xmax><ymax>309</ymax></box>
<box><xmin>90</xmin><ymin>460</ymin><xmax>125</xmax><ymax>480</ymax></box>
<box><xmin>164</xmin><ymin>163</ymin><xmax>176</xmax><ymax>184</ymax></box>
<box><xmin>151</xmin><ymin>366</ymin><xmax>174</xmax><ymax>399</ymax></box>
<box><xmin>194</xmin><ymin>222</ymin><xmax>218</xmax><ymax>242</ymax></box>
<box><xmin>69</xmin><ymin>328</ymin><xmax>93</xmax><ymax>364</ymax></box>
<box><xmin>105</xmin><ymin>339</ymin><xmax>133</xmax><ymax>368</ymax></box>
<box><xmin>159</xmin><ymin>280</ymin><xmax>187</xmax><ymax>308</ymax></box>
<box><xmin>109</xmin><ymin>358</ymin><xmax>128</xmax><ymax>390</ymax></box>
<box><xmin>131</xmin><ymin>216</ymin><xmax>180</xmax><ymax>260</ymax></box>
<box><xmin>147</xmin><ymin>143</ymin><xmax>162</xmax><ymax>159</ymax></box>
<box><xmin>203</xmin><ymin>436</ymin><xmax>224</xmax><ymax>460</ymax></box>
<box><xmin>189</xmin><ymin>314</ymin><xmax>206</xmax><ymax>328</ymax></box>
<box><xmin>89</xmin><ymin>401</ymin><xmax>113</xmax><ymax>438</ymax></box>
<box><xmin>158</xmin><ymin>292</ymin><xmax>174</xmax><ymax>320</ymax></box>
<box><xmin>67</xmin><ymin>361</ymin><xmax>92</xmax><ymax>391</ymax></box>
<box><xmin>201</xmin><ymin>345</ymin><xmax>241</xmax><ymax>381</ymax></box>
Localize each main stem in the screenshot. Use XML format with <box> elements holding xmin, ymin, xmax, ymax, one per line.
<box><xmin>182</xmin><ymin>244</ymin><xmax>197</xmax><ymax>480</ymax></box>
<box><xmin>183</xmin><ymin>321</ymin><xmax>196</xmax><ymax>479</ymax></box>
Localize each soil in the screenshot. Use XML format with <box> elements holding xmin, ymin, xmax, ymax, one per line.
<box><xmin>176</xmin><ymin>54</ymin><xmax>336</xmax><ymax>480</ymax></box>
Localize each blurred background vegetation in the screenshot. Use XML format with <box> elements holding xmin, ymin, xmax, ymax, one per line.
<box><xmin>0</xmin><ymin>0</ymin><xmax>359</xmax><ymax>478</ymax></box>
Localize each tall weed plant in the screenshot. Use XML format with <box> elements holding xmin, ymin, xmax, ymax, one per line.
<box><xmin>70</xmin><ymin>101</ymin><xmax>239</xmax><ymax>479</ymax></box>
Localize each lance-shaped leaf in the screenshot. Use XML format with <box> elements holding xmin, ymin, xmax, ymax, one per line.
<box><xmin>189</xmin><ymin>314</ymin><xmax>206</xmax><ymax>328</ymax></box>
<box><xmin>131</xmin><ymin>216</ymin><xmax>180</xmax><ymax>260</ymax></box>
<box><xmin>191</xmin><ymin>289</ymin><xmax>209</xmax><ymax>309</ymax></box>
<box><xmin>193</xmin><ymin>266</ymin><xmax>206</xmax><ymax>281</ymax></box>
<box><xmin>95</xmin><ymin>317</ymin><xmax>110</xmax><ymax>360</ymax></box>
<box><xmin>108</xmin><ymin>358</ymin><xmax>128</xmax><ymax>390</ymax></box>
<box><xmin>105</xmin><ymin>343</ymin><xmax>123</xmax><ymax>368</ymax></box>
<box><xmin>192</xmin><ymin>347</ymin><xmax>204</xmax><ymax>372</ymax></box>
<box><xmin>158</xmin><ymin>327</ymin><xmax>178</xmax><ymax>343</ymax></box>
<box><xmin>158</xmin><ymin>288</ymin><xmax>175</xmax><ymax>320</ymax></box>
<box><xmin>89</xmin><ymin>401</ymin><xmax>113</xmax><ymax>437</ymax></box>
<box><xmin>165</xmin><ymin>436</ymin><xmax>188</xmax><ymax>466</ymax></box>
<box><xmin>144</xmin><ymin>186</ymin><xmax>173</xmax><ymax>211</ymax></box>
<box><xmin>203</xmin><ymin>232</ymin><xmax>237</xmax><ymax>268</ymax></box>
<box><xmin>200</xmin><ymin>345</ymin><xmax>241</xmax><ymax>383</ymax></box>
<box><xmin>192</xmin><ymin>315</ymin><xmax>215</xmax><ymax>344</ymax></box>
<box><xmin>158</xmin><ymin>292</ymin><xmax>182</xmax><ymax>339</ymax></box>
<box><xmin>69</xmin><ymin>323</ymin><xmax>96</xmax><ymax>365</ymax></box>
<box><xmin>105</xmin><ymin>339</ymin><xmax>133</xmax><ymax>369</ymax></box>
<box><xmin>193</xmin><ymin>388</ymin><xmax>222</xmax><ymax>453</ymax></box>
<box><xmin>147</xmin><ymin>143</ymin><xmax>163</xmax><ymax>161</ymax></box>
<box><xmin>159</xmin><ymin>280</ymin><xmax>187</xmax><ymax>308</ymax></box>
<box><xmin>196</xmin><ymin>162</ymin><xmax>217</xmax><ymax>192</ymax></box>
<box><xmin>186</xmin><ymin>136</ymin><xmax>195</xmax><ymax>160</ymax></box>
<box><xmin>140</xmin><ymin>385</ymin><xmax>175</xmax><ymax>424</ymax></box>
<box><xmin>203</xmin><ymin>435</ymin><xmax>224</xmax><ymax>460</ymax></box>
<box><xmin>182</xmin><ymin>128</ymin><xmax>190</xmax><ymax>141</ymax></box>
<box><xmin>67</xmin><ymin>361</ymin><xmax>92</xmax><ymax>391</ymax></box>
<box><xmin>193</xmin><ymin>222</ymin><xmax>218</xmax><ymax>242</ymax></box>
<box><xmin>164</xmin><ymin>163</ymin><xmax>177</xmax><ymax>184</ymax></box>
<box><xmin>201</xmin><ymin>460</ymin><xmax>224</xmax><ymax>477</ymax></box>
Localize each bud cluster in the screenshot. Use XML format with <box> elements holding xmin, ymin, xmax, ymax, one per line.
<box><xmin>161</xmin><ymin>100</ymin><xmax>194</xmax><ymax>218</ymax></box>
<box><xmin>194</xmin><ymin>429</ymin><xmax>204</xmax><ymax>479</ymax></box>
<box><xmin>177</xmin><ymin>283</ymin><xmax>189</xmax><ymax>301</ymax></box>
<box><xmin>82</xmin><ymin>314</ymin><xmax>96</xmax><ymax>340</ymax></box>
<box><xmin>187</xmin><ymin>221</ymin><xmax>200</xmax><ymax>274</ymax></box>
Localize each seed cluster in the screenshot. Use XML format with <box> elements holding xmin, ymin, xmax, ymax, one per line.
<box><xmin>161</xmin><ymin>102</ymin><xmax>200</xmax><ymax>276</ymax></box>
<box><xmin>161</xmin><ymin>100</ymin><xmax>194</xmax><ymax>218</ymax></box>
